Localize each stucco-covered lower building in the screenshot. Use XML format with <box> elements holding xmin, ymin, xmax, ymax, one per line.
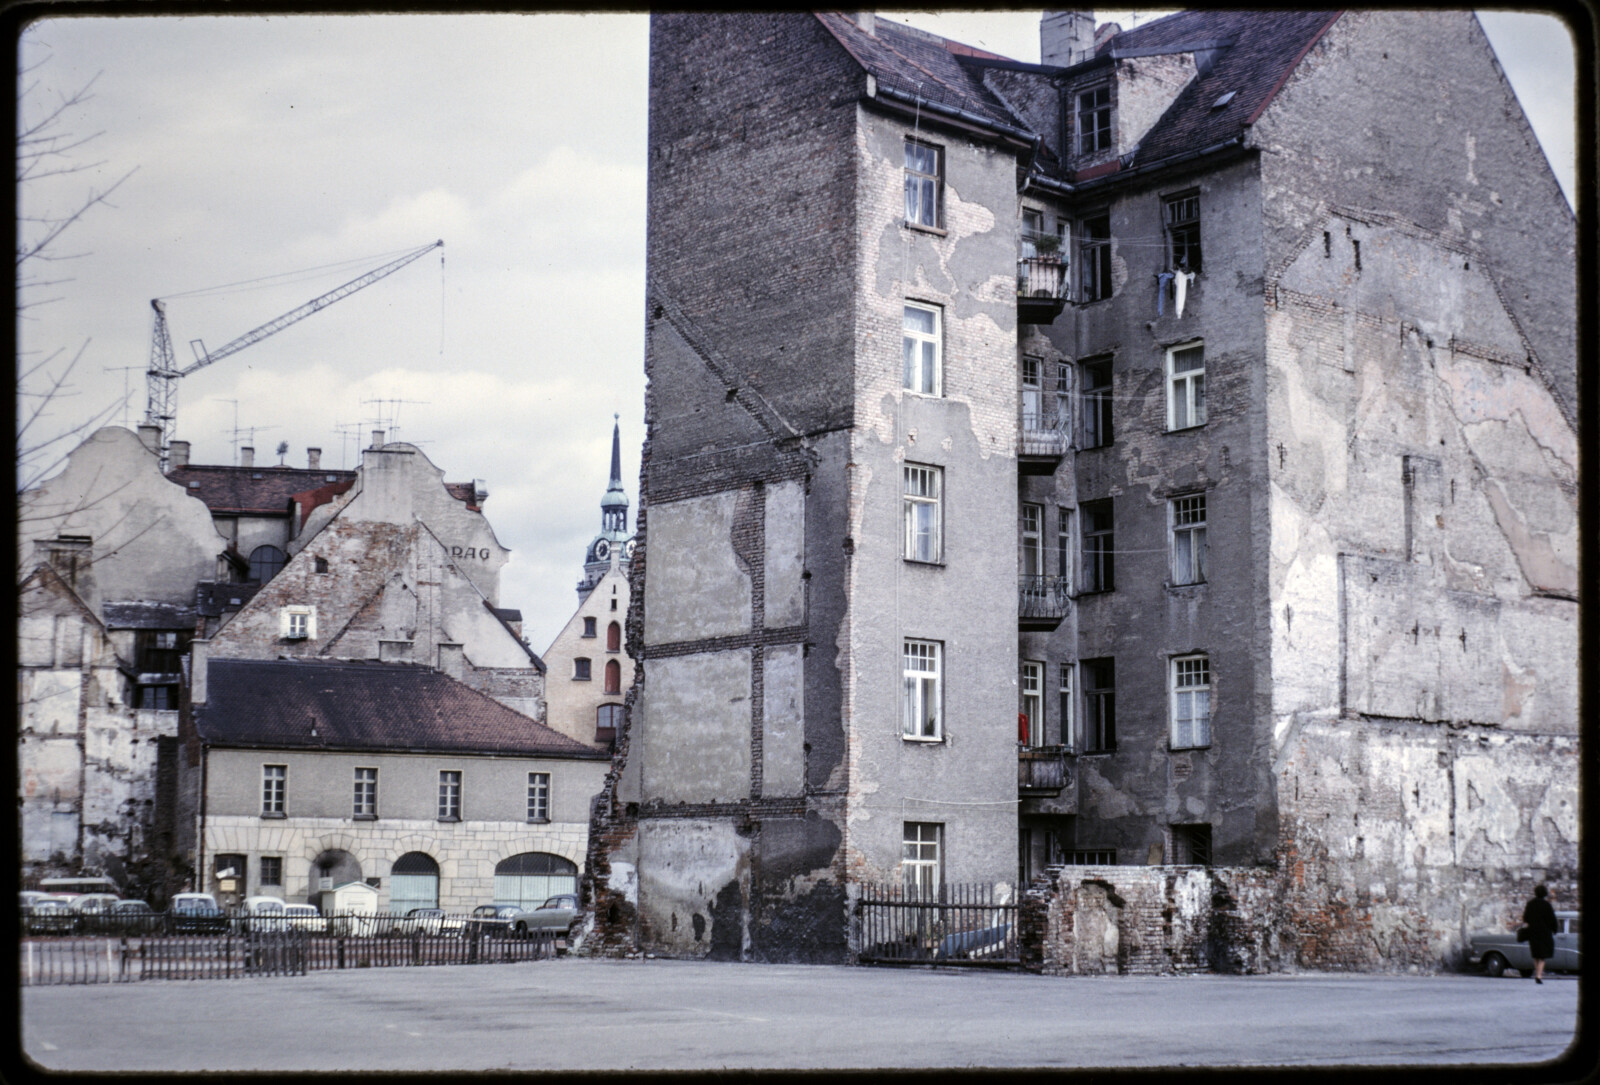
<box><xmin>181</xmin><ymin>658</ymin><xmax>608</xmax><ymax>911</ymax></box>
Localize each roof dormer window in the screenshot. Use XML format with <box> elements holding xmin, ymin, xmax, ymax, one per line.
<box><xmin>1077</xmin><ymin>86</ymin><xmax>1113</xmax><ymax>156</ymax></box>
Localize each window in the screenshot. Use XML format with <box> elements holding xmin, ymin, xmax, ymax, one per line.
<box><xmin>606</xmin><ymin>621</ymin><xmax>621</xmax><ymax>652</ymax></box>
<box><xmin>438</xmin><ymin>770</ymin><xmax>462</xmax><ymax>820</ymax></box>
<box><xmin>259</xmin><ymin>856</ymin><xmax>283</xmax><ymax>888</ymax></box>
<box><xmin>1055</xmin><ymin>360</ymin><xmax>1073</xmax><ymax>443</ymax></box>
<box><xmin>1020</xmin><ymin>503</ymin><xmax>1043</xmax><ymax>577</ymax></box>
<box><xmin>493</xmin><ymin>852</ymin><xmax>578</xmax><ymax>908</ymax></box>
<box><xmin>353</xmin><ymin>767</ymin><xmax>377</xmax><ymax>818</ymax></box>
<box><xmin>1058</xmin><ymin>663</ymin><xmax>1075</xmax><ymax>752</ymax></box>
<box><xmin>901</xmin><ymin>822</ymin><xmax>943</xmax><ymax>897</ymax></box>
<box><xmin>1021</xmin><ymin>357</ymin><xmax>1043</xmax><ymax>430</ymax></box>
<box><xmin>902</xmin><ymin>464</ymin><xmax>942</xmax><ymax>563</ymax></box>
<box><xmin>527</xmin><ymin>772</ymin><xmax>550</xmax><ymax>822</ymax></box>
<box><xmin>1022</xmin><ymin>208</ymin><xmax>1044</xmax><ymax>256</ymax></box>
<box><xmin>313</xmin><ymin>556</ymin><xmax>329</xmax><ymax>574</ymax></box>
<box><xmin>1171</xmin><ymin>494</ymin><xmax>1207</xmax><ymax>585</ymax></box>
<box><xmin>248</xmin><ymin>545</ymin><xmax>286</xmax><ymax>582</ymax></box>
<box><xmin>1080</xmin><ymin>358</ymin><xmax>1112</xmax><ymax>447</ymax></box>
<box><xmin>1076</xmin><ymin>85</ymin><xmax>1113</xmax><ymax>154</ymax></box>
<box><xmin>1171</xmin><ymin>654</ymin><xmax>1212</xmax><ymax>748</ymax></box>
<box><xmin>261</xmin><ymin>764</ymin><xmax>286</xmax><ymax>816</ymax></box>
<box><xmin>902</xmin><ymin>640</ymin><xmax>942</xmax><ymax>741</ymax></box>
<box><xmin>281</xmin><ymin>606</ymin><xmax>315</xmax><ymax>640</ymax></box>
<box><xmin>1080</xmin><ymin>499</ymin><xmax>1113</xmax><ymax>593</ymax></box>
<box><xmin>136</xmin><ymin>685</ymin><xmax>177</xmax><ymax>710</ymax></box>
<box><xmin>1062</xmin><ymin>849</ymin><xmax>1117</xmax><ymax>866</ymax></box>
<box><xmin>582</xmin><ymin>617</ymin><xmax>596</xmax><ymax>638</ymax></box>
<box><xmin>1082</xmin><ymin>658</ymin><xmax>1115</xmax><ymax>752</ymax></box>
<box><xmin>1057</xmin><ymin>507</ymin><xmax>1073</xmax><ymax>585</ymax></box>
<box><xmin>604</xmin><ymin>658</ymin><xmax>622</xmax><ymax>694</ymax></box>
<box><xmin>596</xmin><ymin>703</ymin><xmax>625</xmax><ymax>742</ymax></box>
<box><xmin>904</xmin><ymin>140</ymin><xmax>942</xmax><ymax>228</ymax></box>
<box><xmin>135</xmin><ymin>630</ymin><xmax>184</xmax><ymax>673</ymax></box>
<box><xmin>1020</xmin><ymin>661</ymin><xmax>1043</xmax><ymax>747</ymax></box>
<box><xmin>1079</xmin><ymin>215</ymin><xmax>1112</xmax><ymax>302</ymax></box>
<box><xmin>902</xmin><ymin>303</ymin><xmax>942</xmax><ymax>395</ymax></box>
<box><xmin>1171</xmin><ymin>823</ymin><xmax>1212</xmax><ymax>866</ymax></box>
<box><xmin>610</xmin><ymin>598</ymin><xmax>617</xmax><ymax>611</ymax></box>
<box><xmin>1164</xmin><ymin>192</ymin><xmax>1202</xmax><ymax>273</ymax></box>
<box><xmin>1167</xmin><ymin>343</ymin><xmax>1206</xmax><ymax>430</ymax></box>
<box><xmin>573</xmin><ymin>658</ymin><xmax>591</xmax><ymax>681</ymax></box>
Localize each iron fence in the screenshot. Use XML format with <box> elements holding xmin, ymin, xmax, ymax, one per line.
<box><xmin>20</xmin><ymin>912</ymin><xmax>558</xmax><ymax>986</ymax></box>
<box><xmin>857</xmin><ymin>883</ymin><xmax>1019</xmax><ymax>966</ymax></box>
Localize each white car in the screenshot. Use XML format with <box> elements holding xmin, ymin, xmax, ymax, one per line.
<box><xmin>284</xmin><ymin>904</ymin><xmax>327</xmax><ymax>932</ymax></box>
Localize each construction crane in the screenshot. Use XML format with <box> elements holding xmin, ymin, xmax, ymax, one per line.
<box><xmin>144</xmin><ymin>239</ymin><xmax>443</xmax><ymax>468</ymax></box>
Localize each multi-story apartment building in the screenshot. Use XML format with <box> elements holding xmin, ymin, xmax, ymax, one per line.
<box><xmin>590</xmin><ymin>11</ymin><xmax>1576</xmax><ymax>968</ymax></box>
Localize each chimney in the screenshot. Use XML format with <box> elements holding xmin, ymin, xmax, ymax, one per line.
<box><xmin>169</xmin><ymin>440</ymin><xmax>191</xmax><ymax>469</ymax></box>
<box><xmin>136</xmin><ymin>423</ymin><xmax>162</xmax><ymax>455</ymax></box>
<box><xmin>307</xmin><ymin>447</ymin><xmax>321</xmax><ymax>470</ymax></box>
<box><xmin>1041</xmin><ymin>11</ymin><xmax>1096</xmax><ymax>67</ymax></box>
<box><xmin>1094</xmin><ymin>21</ymin><xmax>1122</xmax><ymax>53</ymax></box>
<box><xmin>190</xmin><ymin>639</ymin><xmax>209</xmax><ymax>705</ymax></box>
<box><xmin>240</xmin><ymin>446</ymin><xmax>254</xmax><ymax>469</ymax></box>
<box><xmin>853</xmin><ymin>11</ymin><xmax>875</xmax><ymax>36</ymax></box>
<box><xmin>437</xmin><ymin>643</ymin><xmax>464</xmax><ymax>680</ymax></box>
<box><xmin>371</xmin><ymin>430</ymin><xmax>385</xmax><ymax>450</ymax></box>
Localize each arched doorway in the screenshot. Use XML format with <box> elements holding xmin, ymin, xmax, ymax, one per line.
<box><xmin>308</xmin><ymin>849</ymin><xmax>361</xmax><ymax>903</ymax></box>
<box><xmin>493</xmin><ymin>852</ymin><xmax>577</xmax><ymax>908</ymax></box>
<box><xmin>388</xmin><ymin>852</ymin><xmax>440</xmax><ymax>915</ymax></box>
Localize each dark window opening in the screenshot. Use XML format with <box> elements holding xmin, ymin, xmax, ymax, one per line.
<box><xmin>248</xmin><ymin>545</ymin><xmax>287</xmax><ymax>583</ymax></box>
<box><xmin>1080</xmin><ymin>500</ymin><xmax>1114</xmax><ymax>594</ymax></box>
<box><xmin>1082</xmin><ymin>657</ymin><xmax>1115</xmax><ymax>752</ymax></box>
<box><xmin>1080</xmin><ymin>357</ymin><xmax>1113</xmax><ymax>448</ymax></box>
<box><xmin>1171</xmin><ymin>823</ymin><xmax>1213</xmax><ymax>866</ymax></box>
<box><xmin>1079</xmin><ymin>215</ymin><xmax>1112</xmax><ymax>302</ymax></box>
<box><xmin>1163</xmin><ymin>192</ymin><xmax>1201</xmax><ymax>273</ymax></box>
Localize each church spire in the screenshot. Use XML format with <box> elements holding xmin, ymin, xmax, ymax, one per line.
<box><xmin>609</xmin><ymin>413</ymin><xmax>623</xmax><ymax>491</ymax></box>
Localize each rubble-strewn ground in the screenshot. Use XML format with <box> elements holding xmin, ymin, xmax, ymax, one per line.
<box><xmin>22</xmin><ymin>957</ymin><xmax>1582</xmax><ymax>1071</ymax></box>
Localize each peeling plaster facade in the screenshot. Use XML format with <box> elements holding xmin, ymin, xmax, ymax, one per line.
<box><xmin>595</xmin><ymin>10</ymin><xmax>1574</xmax><ymax>969</ymax></box>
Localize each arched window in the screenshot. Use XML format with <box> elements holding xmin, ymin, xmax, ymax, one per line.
<box><xmin>493</xmin><ymin>852</ymin><xmax>577</xmax><ymax>908</ymax></box>
<box><xmin>249</xmin><ymin>545</ymin><xmax>287</xmax><ymax>582</ymax></box>
<box><xmin>597</xmin><ymin>703</ymin><xmax>624</xmax><ymax>743</ymax></box>
<box><xmin>606</xmin><ymin>621</ymin><xmax>621</xmax><ymax>652</ymax></box>
<box><xmin>604</xmin><ymin>659</ymin><xmax>621</xmax><ymax>694</ymax></box>
<box><xmin>389</xmin><ymin>852</ymin><xmax>440</xmax><ymax>915</ymax></box>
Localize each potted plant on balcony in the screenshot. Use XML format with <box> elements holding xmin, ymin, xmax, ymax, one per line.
<box><xmin>1032</xmin><ymin>232</ymin><xmax>1062</xmax><ymax>258</ymax></box>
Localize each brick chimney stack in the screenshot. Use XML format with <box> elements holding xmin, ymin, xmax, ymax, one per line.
<box><xmin>307</xmin><ymin>447</ymin><xmax>321</xmax><ymax>470</ymax></box>
<box><xmin>170</xmin><ymin>440</ymin><xmax>191</xmax><ymax>468</ymax></box>
<box><xmin>240</xmin><ymin>446</ymin><xmax>254</xmax><ymax>469</ymax></box>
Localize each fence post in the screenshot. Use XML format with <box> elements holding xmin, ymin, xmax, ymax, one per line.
<box><xmin>337</xmin><ymin>936</ymin><xmax>346</xmax><ymax>970</ymax></box>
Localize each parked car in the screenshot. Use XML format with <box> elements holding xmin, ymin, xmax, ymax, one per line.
<box><xmin>465</xmin><ymin>904</ymin><xmax>527</xmax><ymax>938</ymax></box>
<box><xmin>397</xmin><ymin>908</ymin><xmax>464</xmax><ymax>936</ymax></box>
<box><xmin>241</xmin><ymin>895</ymin><xmax>289</xmax><ymax>931</ymax></box>
<box><xmin>70</xmin><ymin>893</ymin><xmax>122</xmax><ymax>933</ymax></box>
<box><xmin>284</xmin><ymin>904</ymin><xmax>327</xmax><ymax>933</ymax></box>
<box><xmin>1468</xmin><ymin>910</ymin><xmax>1581</xmax><ymax>977</ymax></box>
<box><xmin>167</xmin><ymin>892</ymin><xmax>230</xmax><ymax>933</ymax></box>
<box><xmin>108</xmin><ymin>899</ymin><xmax>160</xmax><ymax>934</ymax></box>
<box><xmin>512</xmin><ymin>895</ymin><xmax>581</xmax><ymax>938</ymax></box>
<box><xmin>25</xmin><ymin>897</ymin><xmax>78</xmax><ymax>935</ymax></box>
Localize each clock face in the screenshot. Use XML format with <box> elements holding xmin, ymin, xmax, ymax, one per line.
<box><xmin>594</xmin><ymin>539</ymin><xmax>610</xmax><ymax>561</ymax></box>
<box><xmin>623</xmin><ymin>540</ymin><xmax>636</xmax><ymax>560</ymax></box>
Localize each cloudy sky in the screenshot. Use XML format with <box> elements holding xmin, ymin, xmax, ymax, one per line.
<box><xmin>17</xmin><ymin>10</ymin><xmax>1575</xmax><ymax>653</ymax></box>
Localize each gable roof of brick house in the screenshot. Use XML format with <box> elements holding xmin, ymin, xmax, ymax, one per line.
<box><xmin>195</xmin><ymin>658</ymin><xmax>603</xmax><ymax>758</ymax></box>
<box><xmin>815</xmin><ymin>10</ymin><xmax>1343</xmax><ymax>177</ymax></box>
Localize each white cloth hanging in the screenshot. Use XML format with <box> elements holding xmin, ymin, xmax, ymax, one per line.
<box><xmin>1175</xmin><ymin>271</ymin><xmax>1195</xmax><ymax>317</ymax></box>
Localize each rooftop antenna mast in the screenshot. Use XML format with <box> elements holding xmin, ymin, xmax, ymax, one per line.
<box><xmin>143</xmin><ymin>239</ymin><xmax>444</xmax><ymax>470</ymax></box>
<box><xmin>360</xmin><ymin>397</ymin><xmax>429</xmax><ymax>445</ymax></box>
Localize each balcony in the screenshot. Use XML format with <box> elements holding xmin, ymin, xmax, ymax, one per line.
<box><xmin>1018</xmin><ymin>744</ymin><xmax>1074</xmax><ymax>797</ymax></box>
<box><xmin>1017</xmin><ymin>253</ymin><xmax>1068</xmax><ymax>324</ymax></box>
<box><xmin>1018</xmin><ymin>574</ymin><xmax>1070</xmax><ymax>631</ymax></box>
<box><xmin>1018</xmin><ymin>394</ymin><xmax>1070</xmax><ymax>475</ymax></box>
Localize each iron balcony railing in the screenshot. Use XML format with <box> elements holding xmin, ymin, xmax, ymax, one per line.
<box><xmin>1018</xmin><ymin>744</ymin><xmax>1072</xmax><ymax>793</ymax></box>
<box><xmin>1018</xmin><ymin>393</ymin><xmax>1071</xmax><ymax>459</ymax></box>
<box><xmin>1018</xmin><ymin>574</ymin><xmax>1070</xmax><ymax>624</ymax></box>
<box><xmin>1017</xmin><ymin>254</ymin><xmax>1068</xmax><ymax>300</ymax></box>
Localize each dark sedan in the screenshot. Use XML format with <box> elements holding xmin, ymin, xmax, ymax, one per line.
<box><xmin>167</xmin><ymin>893</ymin><xmax>230</xmax><ymax>933</ymax></box>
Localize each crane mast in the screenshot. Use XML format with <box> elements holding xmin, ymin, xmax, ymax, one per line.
<box><xmin>144</xmin><ymin>239</ymin><xmax>443</xmax><ymax>468</ymax></box>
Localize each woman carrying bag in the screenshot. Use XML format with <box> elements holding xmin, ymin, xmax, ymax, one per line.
<box><xmin>1521</xmin><ymin>884</ymin><xmax>1559</xmax><ymax>984</ymax></box>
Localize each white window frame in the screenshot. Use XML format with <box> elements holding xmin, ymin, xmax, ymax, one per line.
<box><xmin>438</xmin><ymin>770</ymin><xmax>462</xmax><ymax>821</ymax></box>
<box><xmin>901</xmin><ymin>639</ymin><xmax>943</xmax><ymax>741</ymax></box>
<box><xmin>1077</xmin><ymin>85</ymin><xmax>1113</xmax><ymax>155</ymax></box>
<box><xmin>901</xmin><ymin>821</ymin><xmax>943</xmax><ymax>898</ymax></box>
<box><xmin>1058</xmin><ymin>663</ymin><xmax>1076</xmax><ymax>753</ymax></box>
<box><xmin>353</xmin><ymin>767</ymin><xmax>377</xmax><ymax>818</ymax></box>
<box><xmin>261</xmin><ymin>764</ymin><xmax>286</xmax><ymax>816</ymax></box>
<box><xmin>1021</xmin><ymin>356</ymin><xmax>1043</xmax><ymax>430</ymax></box>
<box><xmin>527</xmin><ymin>772</ymin><xmax>550</xmax><ymax>822</ymax></box>
<box><xmin>1171</xmin><ymin>493</ymin><xmax>1207</xmax><ymax>585</ymax></box>
<box><xmin>1020</xmin><ymin>503</ymin><xmax>1043</xmax><ymax>578</ymax></box>
<box><xmin>902</xmin><ymin>302</ymin><xmax>942</xmax><ymax>396</ymax></box>
<box><xmin>902</xmin><ymin>464</ymin><xmax>943</xmax><ymax>564</ymax></box>
<box><xmin>904</xmin><ymin>139</ymin><xmax>943</xmax><ymax>229</ymax></box>
<box><xmin>1171</xmin><ymin>654</ymin><xmax>1212</xmax><ymax>749</ymax></box>
<box><xmin>281</xmin><ymin>605</ymin><xmax>316</xmax><ymax>640</ymax></box>
<box><xmin>1166</xmin><ymin>342</ymin><xmax>1206</xmax><ymax>430</ymax></box>
<box><xmin>1021</xmin><ymin>661</ymin><xmax>1044</xmax><ymax>747</ymax></box>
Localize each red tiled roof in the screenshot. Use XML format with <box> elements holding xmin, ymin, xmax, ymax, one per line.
<box><xmin>197</xmin><ymin>658</ymin><xmax>604</xmax><ymax>759</ymax></box>
<box><xmin>168</xmin><ymin>464</ymin><xmax>357</xmax><ymax>516</ymax></box>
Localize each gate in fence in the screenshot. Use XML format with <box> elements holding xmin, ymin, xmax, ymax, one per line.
<box><xmin>856</xmin><ymin>883</ymin><xmax>1020</xmax><ymax>966</ymax></box>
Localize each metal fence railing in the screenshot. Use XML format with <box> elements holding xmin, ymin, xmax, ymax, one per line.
<box><xmin>857</xmin><ymin>883</ymin><xmax>1019</xmax><ymax>966</ymax></box>
<box><xmin>19</xmin><ymin>912</ymin><xmax>559</xmax><ymax>986</ymax></box>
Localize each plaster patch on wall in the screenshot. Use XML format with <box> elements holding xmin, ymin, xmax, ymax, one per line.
<box><xmin>1480</xmin><ymin>479</ymin><xmax>1577</xmax><ymax>596</ymax></box>
<box><xmin>643</xmin><ymin>492</ymin><xmax>753</xmax><ymax>644</ymax></box>
<box><xmin>639</xmin><ymin>651</ymin><xmax>752</xmax><ymax>803</ymax></box>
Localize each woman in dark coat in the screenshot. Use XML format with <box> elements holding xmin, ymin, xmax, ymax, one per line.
<box><xmin>1522</xmin><ymin>884</ymin><xmax>1558</xmax><ymax>983</ymax></box>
